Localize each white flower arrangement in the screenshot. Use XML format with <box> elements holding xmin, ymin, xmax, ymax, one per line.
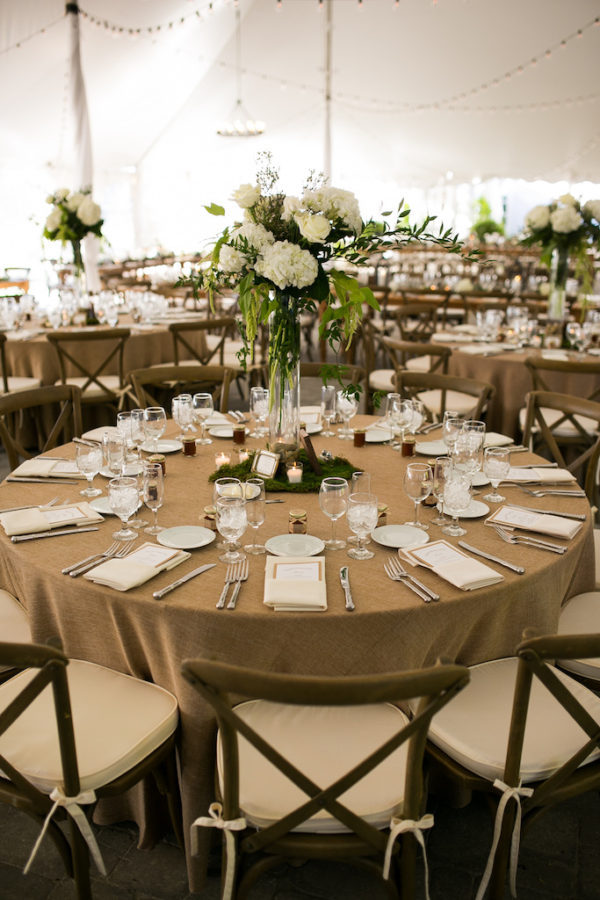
<box><xmin>43</xmin><ymin>187</ymin><xmax>104</xmax><ymax>272</ymax></box>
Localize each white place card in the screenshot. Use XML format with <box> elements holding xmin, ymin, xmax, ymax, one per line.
<box><xmin>264</xmin><ymin>556</ymin><xmax>327</xmax><ymax>611</ymax></box>
<box><xmin>486</xmin><ymin>506</ymin><xmax>581</xmax><ymax>540</ymax></box>
<box><xmin>401</xmin><ymin>540</ymin><xmax>504</xmax><ymax>591</ymax></box>
<box><xmin>43</xmin><ymin>506</ymin><xmax>86</xmax><ymax>525</ymax></box>
<box><xmin>127</xmin><ymin>544</ymin><xmax>181</xmax><ymax>567</ymax></box>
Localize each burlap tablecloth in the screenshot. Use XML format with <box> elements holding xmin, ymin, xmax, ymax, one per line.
<box><xmin>0</xmin><ymin>417</ymin><xmax>593</xmax><ymax>890</ymax></box>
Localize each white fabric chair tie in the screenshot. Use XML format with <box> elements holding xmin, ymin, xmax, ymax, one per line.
<box><xmin>24</xmin><ymin>787</ymin><xmax>106</xmax><ymax>877</ymax></box>
<box><xmin>191</xmin><ymin>802</ymin><xmax>247</xmax><ymax>900</ymax></box>
<box><xmin>475</xmin><ymin>778</ymin><xmax>534</xmax><ymax>900</ymax></box>
<box><xmin>383</xmin><ymin>813</ymin><xmax>434</xmax><ymax>900</ymax></box>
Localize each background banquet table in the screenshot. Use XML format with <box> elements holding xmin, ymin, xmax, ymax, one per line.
<box><xmin>0</xmin><ymin>416</ymin><xmax>593</xmax><ymax>890</ymax></box>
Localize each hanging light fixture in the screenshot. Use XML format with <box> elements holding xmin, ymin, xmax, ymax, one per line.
<box><xmin>217</xmin><ymin>3</ymin><xmax>265</xmax><ymax>137</ymax></box>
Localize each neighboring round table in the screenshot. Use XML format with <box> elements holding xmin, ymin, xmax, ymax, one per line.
<box><xmin>0</xmin><ymin>417</ymin><xmax>593</xmax><ymax>890</ymax></box>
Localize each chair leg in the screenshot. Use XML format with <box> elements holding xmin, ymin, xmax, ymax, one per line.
<box><xmin>153</xmin><ymin>751</ymin><xmax>184</xmax><ymax>848</ymax></box>
<box><xmin>69</xmin><ymin>815</ymin><xmax>93</xmax><ymax>900</ymax></box>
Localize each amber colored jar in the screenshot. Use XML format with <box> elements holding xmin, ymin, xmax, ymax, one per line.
<box><xmin>233</xmin><ymin>425</ymin><xmax>246</xmax><ymax>445</ymax></box>
<box><xmin>353</xmin><ymin>428</ymin><xmax>366</xmax><ymax>448</ymax></box>
<box><xmin>182</xmin><ymin>437</ymin><xmax>197</xmax><ymax>457</ymax></box>
<box><xmin>288</xmin><ymin>508</ymin><xmax>308</xmax><ymax>534</ymax></box>
<box><xmin>147</xmin><ymin>453</ymin><xmax>166</xmax><ymax>475</ymax></box>
<box><xmin>401</xmin><ymin>437</ymin><xmax>416</xmax><ymax>457</ymax></box>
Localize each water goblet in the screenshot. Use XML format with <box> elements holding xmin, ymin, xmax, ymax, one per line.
<box><xmin>431</xmin><ymin>456</ymin><xmax>453</xmax><ymax>526</ymax></box>
<box><xmin>216</xmin><ymin>495</ymin><xmax>247</xmax><ymax>563</ymax></box>
<box><xmin>192</xmin><ymin>392</ymin><xmax>214</xmax><ymax>445</ymax></box>
<box><xmin>349</xmin><ymin>471</ymin><xmax>372</xmax><ymax>544</ymax></box>
<box><xmin>116</xmin><ymin>412</ymin><xmax>136</xmax><ymax>461</ymax></box>
<box><xmin>108</xmin><ymin>476</ymin><xmax>140</xmax><ymax>540</ymax></box>
<box><xmin>403</xmin><ymin>463</ymin><xmax>433</xmax><ymax>529</ymax></box>
<box><xmin>76</xmin><ymin>442</ymin><xmax>103</xmax><ymax>497</ymax></box>
<box><xmin>250</xmin><ymin>386</ymin><xmax>269</xmax><ymax>438</ymax></box>
<box><xmin>441</xmin><ymin>473</ymin><xmax>472</xmax><ymax>537</ymax></box>
<box><xmin>452</xmin><ymin>433</ymin><xmax>481</xmax><ymax>488</ymax></box>
<box><xmin>410</xmin><ymin>399</ymin><xmax>425</xmax><ymax>433</ymax></box>
<box><xmin>336</xmin><ymin>391</ymin><xmax>358</xmax><ymax>440</ymax></box>
<box><xmin>320</xmin><ymin>385</ymin><xmax>336</xmax><ymax>437</ymax></box>
<box><xmin>318</xmin><ymin>476</ymin><xmax>349</xmax><ymax>549</ymax></box>
<box><xmin>346</xmin><ymin>492</ymin><xmax>378</xmax><ymax>560</ymax></box>
<box><xmin>172</xmin><ymin>394</ymin><xmax>195</xmax><ymax>439</ymax></box>
<box><xmin>142</xmin><ymin>463</ymin><xmax>164</xmax><ymax>534</ymax></box>
<box><xmin>243</xmin><ymin>478</ymin><xmax>266</xmax><ymax>554</ymax></box>
<box><xmin>482</xmin><ymin>447</ymin><xmax>511</xmax><ymax>503</ymax></box>
<box><xmin>143</xmin><ymin>407</ymin><xmax>166</xmax><ymax>452</ymax></box>
<box><xmin>385</xmin><ymin>394</ymin><xmax>413</xmax><ymax>449</ymax></box>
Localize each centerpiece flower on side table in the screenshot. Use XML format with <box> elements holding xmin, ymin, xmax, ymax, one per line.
<box><xmin>43</xmin><ymin>187</ymin><xmax>104</xmax><ymax>294</ymax></box>
<box><xmin>183</xmin><ymin>154</ymin><xmax>477</xmax><ymax>460</ymax></box>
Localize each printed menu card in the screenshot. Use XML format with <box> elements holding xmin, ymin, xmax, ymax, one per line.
<box><xmin>264</xmin><ymin>556</ymin><xmax>327</xmax><ymax>611</ymax></box>
<box><xmin>486</xmin><ymin>506</ymin><xmax>581</xmax><ymax>539</ymax></box>
<box><xmin>400</xmin><ymin>540</ymin><xmax>504</xmax><ymax>591</ymax></box>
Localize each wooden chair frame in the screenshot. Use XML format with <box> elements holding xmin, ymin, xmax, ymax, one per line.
<box><xmin>182</xmin><ymin>658</ymin><xmax>469</xmax><ymax>900</ymax></box>
<box><xmin>380</xmin><ymin>338</ymin><xmax>451</xmax><ymax>376</ymax></box>
<box><xmin>425</xmin><ymin>633</ymin><xmax>600</xmax><ymax>900</ymax></box>
<box><xmin>395</xmin><ymin>371</ymin><xmax>495</xmax><ymax>422</ymax></box>
<box><xmin>0</xmin><ymin>641</ymin><xmax>181</xmax><ymax>900</ymax></box>
<box><xmin>46</xmin><ymin>328</ymin><xmax>132</xmax><ymax>409</ymax></box>
<box><xmin>169</xmin><ymin>316</ymin><xmax>238</xmax><ymax>366</ymax></box>
<box><xmin>524</xmin><ymin>356</ymin><xmax>600</xmax><ymax>439</ymax></box>
<box><xmin>395</xmin><ymin>302</ymin><xmax>442</xmax><ymax>343</ymax></box>
<box><xmin>129</xmin><ymin>364</ymin><xmax>234</xmax><ymax>413</ymax></box>
<box><xmin>0</xmin><ymin>385</ymin><xmax>82</xmax><ymax>471</ymax></box>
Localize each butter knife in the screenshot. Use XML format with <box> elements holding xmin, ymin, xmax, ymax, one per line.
<box><xmin>11</xmin><ymin>526</ymin><xmax>99</xmax><ymax>543</ymax></box>
<box><xmin>458</xmin><ymin>541</ymin><xmax>525</xmax><ymax>575</ymax></box>
<box><xmin>339</xmin><ymin>566</ymin><xmax>355</xmax><ymax>611</ymax></box>
<box><xmin>153</xmin><ymin>563</ymin><xmax>216</xmax><ymax>600</ymax></box>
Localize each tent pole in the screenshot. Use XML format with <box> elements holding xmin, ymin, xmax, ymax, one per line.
<box><xmin>324</xmin><ymin>0</ymin><xmax>332</xmax><ymax>180</ymax></box>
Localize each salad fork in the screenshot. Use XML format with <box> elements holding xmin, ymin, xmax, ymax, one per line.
<box><xmin>68</xmin><ymin>539</ymin><xmax>137</xmax><ymax>577</ymax></box>
<box><xmin>386</xmin><ymin>556</ymin><xmax>440</xmax><ymax>601</ymax></box>
<box><xmin>227</xmin><ymin>559</ymin><xmax>249</xmax><ymax>609</ymax></box>
<box><xmin>491</xmin><ymin>524</ymin><xmax>566</xmax><ymax>554</ymax></box>
<box><xmin>62</xmin><ymin>540</ymin><xmax>120</xmax><ymax>575</ymax></box>
<box><xmin>384</xmin><ymin>559</ymin><xmax>432</xmax><ymax>602</ymax></box>
<box><xmin>517</xmin><ymin>486</ymin><xmax>586</xmax><ymax>498</ymax></box>
<box><xmin>216</xmin><ymin>562</ymin><xmax>239</xmax><ymax>609</ymax></box>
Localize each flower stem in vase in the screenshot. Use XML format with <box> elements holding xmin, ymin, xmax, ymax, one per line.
<box><xmin>267</xmin><ymin>294</ymin><xmax>301</xmax><ymax>461</ymax></box>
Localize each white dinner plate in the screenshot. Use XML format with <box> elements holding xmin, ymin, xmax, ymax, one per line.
<box><xmin>484</xmin><ymin>433</ymin><xmax>513</xmax><ymax>448</ymax></box>
<box><xmin>265</xmin><ymin>534</ymin><xmax>325</xmax><ymax>557</ymax></box>
<box><xmin>99</xmin><ymin>461</ymin><xmax>143</xmax><ymax>478</ymax></box>
<box><xmin>438</xmin><ymin>499</ymin><xmax>490</xmax><ymax>519</ymax></box>
<box><xmin>371</xmin><ymin>525</ymin><xmax>430</xmax><ymax>549</ymax></box>
<box><xmin>140</xmin><ymin>439</ymin><xmax>183</xmax><ymax>453</ymax></box>
<box><xmin>415</xmin><ymin>440</ymin><xmax>447</xmax><ymax>456</ymax></box>
<box><xmin>471</xmin><ymin>470</ymin><xmax>490</xmax><ymax>487</ymax></box>
<box><xmin>90</xmin><ymin>496</ymin><xmax>142</xmax><ymax>516</ymax></box>
<box><xmin>366</xmin><ymin>428</ymin><xmax>393</xmax><ymax>443</ymax></box>
<box><xmin>157</xmin><ymin>526</ymin><xmax>216</xmax><ymax>550</ymax></box>
<box><xmin>82</xmin><ymin>426</ymin><xmax>119</xmax><ymax>441</ymax></box>
<box><xmin>209</xmin><ymin>425</ymin><xmax>249</xmax><ymax>439</ymax></box>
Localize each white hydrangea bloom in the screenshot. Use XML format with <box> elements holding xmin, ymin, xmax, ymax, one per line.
<box><xmin>256</xmin><ymin>241</ymin><xmax>318</xmax><ymax>290</ymax></box>
<box><xmin>303</xmin><ymin>186</ymin><xmax>362</xmax><ymax>234</ymax></box>
<box><xmin>558</xmin><ymin>193</ymin><xmax>577</xmax><ymax>206</ymax></box>
<box><xmin>45</xmin><ymin>208</ymin><xmax>62</xmax><ymax>232</ymax></box>
<box><xmin>55</xmin><ymin>188</ymin><xmax>70</xmax><ymax>201</ymax></box>
<box><xmin>219</xmin><ymin>244</ymin><xmax>245</xmax><ymax>274</ymax></box>
<box><xmin>550</xmin><ymin>205</ymin><xmax>583</xmax><ymax>234</ymax></box>
<box><xmin>66</xmin><ymin>192</ymin><xmax>85</xmax><ymax>212</ymax></box>
<box><xmin>295</xmin><ymin>212</ymin><xmax>331</xmax><ymax>243</ymax></box>
<box><xmin>231</xmin><ymin>183</ymin><xmax>260</xmax><ymax>209</ymax></box>
<box><xmin>583</xmin><ymin>199</ymin><xmax>600</xmax><ymax>222</ymax></box>
<box><xmin>282</xmin><ymin>195</ymin><xmax>301</xmax><ymax>220</ymax></box>
<box><xmin>77</xmin><ymin>196</ymin><xmax>102</xmax><ymax>226</ymax></box>
<box><xmin>231</xmin><ymin>222</ymin><xmax>274</xmax><ymax>252</ymax></box>
<box><xmin>525</xmin><ymin>205</ymin><xmax>550</xmax><ymax>231</ymax></box>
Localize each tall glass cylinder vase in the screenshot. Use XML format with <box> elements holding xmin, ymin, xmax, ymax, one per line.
<box><xmin>547</xmin><ymin>246</ymin><xmax>569</xmax><ymax>321</ymax></box>
<box><xmin>267</xmin><ymin>293</ymin><xmax>301</xmax><ymax>460</ymax></box>
<box><xmin>70</xmin><ymin>239</ymin><xmax>87</xmax><ymax>302</ymax></box>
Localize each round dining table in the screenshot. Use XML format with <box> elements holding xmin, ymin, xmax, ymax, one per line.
<box><xmin>0</xmin><ymin>416</ymin><xmax>593</xmax><ymax>891</ymax></box>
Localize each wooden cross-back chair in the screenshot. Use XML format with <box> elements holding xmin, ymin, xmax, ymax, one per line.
<box><xmin>396</xmin><ymin>302</ymin><xmax>442</xmax><ymax>343</ymax></box>
<box><xmin>0</xmin><ymin>640</ymin><xmax>181</xmax><ymax>900</ymax></box>
<box><xmin>0</xmin><ymin>333</ymin><xmax>41</xmax><ymax>393</ymax></box>
<box><xmin>169</xmin><ymin>316</ymin><xmax>238</xmax><ymax>366</ymax></box>
<box><xmin>181</xmin><ymin>657</ymin><xmax>469</xmax><ymax>900</ymax></box>
<box><xmin>0</xmin><ymin>384</ymin><xmax>82</xmax><ymax>471</ymax></box>
<box><xmin>425</xmin><ymin>632</ymin><xmax>600</xmax><ymax>900</ymax></box>
<box><xmin>129</xmin><ymin>364</ymin><xmax>234</xmax><ymax>413</ymax></box>
<box><xmin>395</xmin><ymin>370</ymin><xmax>495</xmax><ymax>423</ymax></box>
<box><xmin>46</xmin><ymin>328</ymin><xmax>133</xmax><ymax>412</ymax></box>
<box><xmin>523</xmin><ymin>356</ymin><xmax>600</xmax><ymax>444</ymax></box>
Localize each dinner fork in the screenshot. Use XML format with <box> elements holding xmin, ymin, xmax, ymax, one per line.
<box><xmin>68</xmin><ymin>539</ymin><xmax>136</xmax><ymax>577</ymax></box>
<box><xmin>517</xmin><ymin>486</ymin><xmax>586</xmax><ymax>498</ymax></box>
<box><xmin>491</xmin><ymin>525</ymin><xmax>566</xmax><ymax>554</ymax></box>
<box><xmin>62</xmin><ymin>540</ymin><xmax>121</xmax><ymax>575</ymax></box>
<box><xmin>386</xmin><ymin>556</ymin><xmax>440</xmax><ymax>601</ymax></box>
<box><xmin>384</xmin><ymin>559</ymin><xmax>432</xmax><ymax>602</ymax></box>
<box><xmin>227</xmin><ymin>559</ymin><xmax>249</xmax><ymax>609</ymax></box>
<box><xmin>216</xmin><ymin>562</ymin><xmax>239</xmax><ymax>609</ymax></box>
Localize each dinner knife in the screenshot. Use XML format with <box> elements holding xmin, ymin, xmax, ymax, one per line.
<box><xmin>505</xmin><ymin>504</ymin><xmax>587</xmax><ymax>521</ymax></box>
<box><xmin>152</xmin><ymin>563</ymin><xmax>216</xmax><ymax>600</ymax></box>
<box><xmin>6</xmin><ymin>477</ymin><xmax>80</xmax><ymax>485</ymax></box>
<box><xmin>458</xmin><ymin>541</ymin><xmax>525</xmax><ymax>575</ymax></box>
<box><xmin>339</xmin><ymin>566</ymin><xmax>355</xmax><ymax>611</ymax></box>
<box><xmin>11</xmin><ymin>526</ymin><xmax>100</xmax><ymax>543</ymax></box>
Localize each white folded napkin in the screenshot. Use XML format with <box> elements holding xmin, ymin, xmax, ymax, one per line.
<box><xmin>204</xmin><ymin>412</ymin><xmax>230</xmax><ymax>426</ymax></box>
<box><xmin>12</xmin><ymin>458</ymin><xmax>83</xmax><ymax>479</ymax></box>
<box><xmin>541</xmin><ymin>350</ymin><xmax>570</xmax><ymax>361</ymax></box>
<box><xmin>0</xmin><ymin>502</ymin><xmax>103</xmax><ymax>536</ymax></box>
<box><xmin>400</xmin><ymin>540</ymin><xmax>503</xmax><ymax>591</ymax></box>
<box><xmin>504</xmin><ymin>466</ymin><xmax>576</xmax><ymax>484</ymax></box>
<box><xmin>84</xmin><ymin>542</ymin><xmax>190</xmax><ymax>591</ymax></box>
<box><xmin>484</xmin><ymin>433</ymin><xmax>513</xmax><ymax>447</ymax></box>
<box><xmin>458</xmin><ymin>343</ymin><xmax>504</xmax><ymax>355</ymax></box>
<box><xmin>264</xmin><ymin>556</ymin><xmax>327</xmax><ymax>611</ymax></box>
<box><xmin>431</xmin><ymin>332</ymin><xmax>473</xmax><ymax>344</ymax></box>
<box><xmin>487</xmin><ymin>506</ymin><xmax>581</xmax><ymax>540</ymax></box>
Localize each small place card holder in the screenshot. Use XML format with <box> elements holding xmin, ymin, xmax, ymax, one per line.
<box><xmin>299</xmin><ymin>429</ymin><xmax>322</xmax><ymax>475</ymax></box>
<box><xmin>250</xmin><ymin>450</ymin><xmax>280</xmax><ymax>479</ymax></box>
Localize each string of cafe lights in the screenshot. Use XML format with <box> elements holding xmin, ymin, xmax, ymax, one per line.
<box><xmin>0</xmin><ymin>13</ymin><xmax>64</xmax><ymax>56</ymax></box>
<box><xmin>336</xmin><ymin>91</ymin><xmax>600</xmax><ymax>116</ymax></box>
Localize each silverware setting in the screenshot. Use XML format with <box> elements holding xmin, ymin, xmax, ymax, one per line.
<box><xmin>384</xmin><ymin>556</ymin><xmax>440</xmax><ymax>602</ymax></box>
<box><xmin>216</xmin><ymin>560</ymin><xmax>243</xmax><ymax>609</ymax></box>
<box><xmin>67</xmin><ymin>539</ymin><xmax>136</xmax><ymax>577</ymax></box>
<box><xmin>11</xmin><ymin>526</ymin><xmax>100</xmax><ymax>543</ymax></box>
<box><xmin>339</xmin><ymin>565</ymin><xmax>355</xmax><ymax>611</ymax></box>
<box><xmin>153</xmin><ymin>563</ymin><xmax>216</xmax><ymax>600</ymax></box>
<box><xmin>517</xmin><ymin>486</ymin><xmax>586</xmax><ymax>498</ymax></box>
<box><xmin>0</xmin><ymin>497</ymin><xmax>62</xmax><ymax>514</ymax></box>
<box><xmin>492</xmin><ymin>524</ymin><xmax>566</xmax><ymax>554</ymax></box>
<box><xmin>416</xmin><ymin>421</ymin><xmax>440</xmax><ymax>435</ymax></box>
<box><xmin>457</xmin><ymin>541</ymin><xmax>525</xmax><ymax>575</ymax></box>
<box><xmin>504</xmin><ymin>504</ymin><xmax>586</xmax><ymax>522</ymax></box>
<box><xmin>227</xmin><ymin>559</ymin><xmax>249</xmax><ymax>609</ymax></box>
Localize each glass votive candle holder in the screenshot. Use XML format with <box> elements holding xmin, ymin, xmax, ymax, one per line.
<box><xmin>182</xmin><ymin>437</ymin><xmax>197</xmax><ymax>457</ymax></box>
<box><xmin>215</xmin><ymin>451</ymin><xmax>231</xmax><ymax>470</ymax></box>
<box><xmin>286</xmin><ymin>461</ymin><xmax>303</xmax><ymax>484</ymax></box>
<box><xmin>236</xmin><ymin>448</ymin><xmax>250</xmax><ymax>464</ymax></box>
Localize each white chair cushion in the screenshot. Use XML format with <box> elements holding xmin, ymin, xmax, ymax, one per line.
<box><xmin>416</xmin><ymin>389</ymin><xmax>478</xmax><ymax>417</ymax></box>
<box><xmin>58</xmin><ymin>376</ymin><xmax>122</xmax><ymax>398</ymax></box>
<box><xmin>0</xmin><ymin>591</ymin><xmax>31</xmax><ymax>672</ymax></box>
<box><xmin>557</xmin><ymin>592</ymin><xmax>600</xmax><ymax>680</ymax></box>
<box><xmin>426</xmin><ymin>657</ymin><xmax>600</xmax><ymax>783</ymax></box>
<box><xmin>406</xmin><ymin>356</ymin><xmax>431</xmax><ymax>372</ymax></box>
<box><xmin>0</xmin><ymin>659</ymin><xmax>178</xmax><ymax>793</ymax></box>
<box><xmin>368</xmin><ymin>369</ymin><xmax>395</xmax><ymax>392</ymax></box>
<box><xmin>217</xmin><ymin>699</ymin><xmax>409</xmax><ymax>833</ymax></box>
<box><xmin>518</xmin><ymin>406</ymin><xmax>599</xmax><ymax>436</ymax></box>
<box><xmin>2</xmin><ymin>376</ymin><xmax>41</xmax><ymax>393</ymax></box>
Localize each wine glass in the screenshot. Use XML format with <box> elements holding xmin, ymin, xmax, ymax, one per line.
<box><xmin>320</xmin><ymin>385</ymin><xmax>336</xmax><ymax>437</ymax></box>
<box><xmin>76</xmin><ymin>443</ymin><xmax>103</xmax><ymax>497</ymax></box>
<box><xmin>442</xmin><ymin>414</ymin><xmax>463</xmax><ymax>455</ymax></box>
<box><xmin>108</xmin><ymin>476</ymin><xmax>140</xmax><ymax>540</ymax></box>
<box><xmin>483</xmin><ymin>447</ymin><xmax>511</xmax><ymax>503</ymax></box>
<box><xmin>346</xmin><ymin>492</ymin><xmax>378</xmax><ymax>560</ymax></box>
<box><xmin>336</xmin><ymin>391</ymin><xmax>358</xmax><ymax>440</ymax></box>
<box><xmin>192</xmin><ymin>392</ymin><xmax>214</xmax><ymax>445</ymax></box>
<box><xmin>410</xmin><ymin>398</ymin><xmax>425</xmax><ymax>433</ymax></box>
<box><xmin>250</xmin><ymin>386</ymin><xmax>269</xmax><ymax>437</ymax></box>
<box><xmin>431</xmin><ymin>456</ymin><xmax>453</xmax><ymax>526</ymax></box>
<box><xmin>441</xmin><ymin>472</ymin><xmax>471</xmax><ymax>537</ymax></box>
<box><xmin>403</xmin><ymin>463</ymin><xmax>433</xmax><ymax>529</ymax></box>
<box><xmin>349</xmin><ymin>471</ymin><xmax>372</xmax><ymax>544</ymax></box>
<box><xmin>453</xmin><ymin>432</ymin><xmax>482</xmax><ymax>486</ymax></box>
<box><xmin>386</xmin><ymin>396</ymin><xmax>414</xmax><ymax>450</ymax></box>
<box><xmin>103</xmin><ymin>432</ymin><xmax>126</xmax><ymax>477</ymax></box>
<box><xmin>216</xmin><ymin>496</ymin><xmax>247</xmax><ymax>563</ymax></box>
<box><xmin>243</xmin><ymin>478</ymin><xmax>266</xmax><ymax>554</ymax></box>
<box><xmin>318</xmin><ymin>476</ymin><xmax>349</xmax><ymax>549</ymax></box>
<box><xmin>116</xmin><ymin>412</ymin><xmax>134</xmax><ymax>459</ymax></box>
<box><xmin>172</xmin><ymin>394</ymin><xmax>195</xmax><ymax>439</ymax></box>
<box><xmin>462</xmin><ymin>419</ymin><xmax>486</xmax><ymax>451</ymax></box>
<box><xmin>130</xmin><ymin>408</ymin><xmax>145</xmax><ymax>451</ymax></box>
<box><xmin>142</xmin><ymin>463</ymin><xmax>164</xmax><ymax>534</ymax></box>
<box><xmin>143</xmin><ymin>407</ymin><xmax>167</xmax><ymax>452</ymax></box>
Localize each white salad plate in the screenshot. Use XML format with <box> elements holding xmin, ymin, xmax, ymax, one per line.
<box><xmin>415</xmin><ymin>440</ymin><xmax>447</xmax><ymax>456</ymax></box>
<box><xmin>209</xmin><ymin>425</ymin><xmax>249</xmax><ymax>439</ymax></box>
<box><xmin>99</xmin><ymin>461</ymin><xmax>143</xmax><ymax>478</ymax></box>
<box><xmin>365</xmin><ymin>428</ymin><xmax>393</xmax><ymax>443</ymax></box>
<box><xmin>371</xmin><ymin>525</ymin><xmax>430</xmax><ymax>549</ymax></box>
<box><xmin>157</xmin><ymin>526</ymin><xmax>216</xmax><ymax>550</ymax></box>
<box><xmin>140</xmin><ymin>439</ymin><xmax>183</xmax><ymax>453</ymax></box>
<box><xmin>438</xmin><ymin>499</ymin><xmax>490</xmax><ymax>519</ymax></box>
<box><xmin>265</xmin><ymin>534</ymin><xmax>325</xmax><ymax>557</ymax></box>
<box><xmin>82</xmin><ymin>426</ymin><xmax>119</xmax><ymax>441</ymax></box>
<box><xmin>90</xmin><ymin>496</ymin><xmax>142</xmax><ymax>516</ymax></box>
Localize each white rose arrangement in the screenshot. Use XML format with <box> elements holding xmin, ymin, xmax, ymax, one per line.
<box><xmin>43</xmin><ymin>187</ymin><xmax>104</xmax><ymax>273</ymax></box>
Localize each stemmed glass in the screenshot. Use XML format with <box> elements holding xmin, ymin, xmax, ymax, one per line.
<box><xmin>243</xmin><ymin>478</ymin><xmax>266</xmax><ymax>554</ymax></box>
<box><xmin>192</xmin><ymin>392</ymin><xmax>214</xmax><ymax>445</ymax></box>
<box><xmin>130</xmin><ymin>409</ymin><xmax>145</xmax><ymax>452</ymax></box>
<box><xmin>213</xmin><ymin>477</ymin><xmax>242</xmax><ymax>548</ymax></box>
<box><xmin>336</xmin><ymin>391</ymin><xmax>358</xmax><ymax>439</ymax></box>
<box><xmin>76</xmin><ymin>443</ymin><xmax>103</xmax><ymax>497</ymax></box>
<box><xmin>441</xmin><ymin>472</ymin><xmax>471</xmax><ymax>537</ymax></box>
<box><xmin>250</xmin><ymin>386</ymin><xmax>269</xmax><ymax>438</ymax></box>
<box><xmin>349</xmin><ymin>471</ymin><xmax>372</xmax><ymax>545</ymax></box>
<box><xmin>172</xmin><ymin>394</ymin><xmax>195</xmax><ymax>439</ymax></box>
<box><xmin>142</xmin><ymin>463</ymin><xmax>164</xmax><ymax>534</ymax></box>
<box><xmin>216</xmin><ymin>496</ymin><xmax>247</xmax><ymax>563</ymax></box>
<box><xmin>386</xmin><ymin>395</ymin><xmax>413</xmax><ymax>449</ymax></box>
<box><xmin>431</xmin><ymin>456</ymin><xmax>453</xmax><ymax>526</ymax></box>
<box><xmin>346</xmin><ymin>492</ymin><xmax>378</xmax><ymax>560</ymax></box>
<box><xmin>103</xmin><ymin>433</ymin><xmax>126</xmax><ymax>477</ymax></box>
<box><xmin>143</xmin><ymin>407</ymin><xmax>167</xmax><ymax>452</ymax></box>
<box><xmin>108</xmin><ymin>476</ymin><xmax>140</xmax><ymax>540</ymax></box>
<box><xmin>403</xmin><ymin>463</ymin><xmax>433</xmax><ymax>529</ymax></box>
<box><xmin>116</xmin><ymin>412</ymin><xmax>135</xmax><ymax>460</ymax></box>
<box><xmin>483</xmin><ymin>447</ymin><xmax>511</xmax><ymax>503</ymax></box>
<box><xmin>442</xmin><ymin>413</ymin><xmax>463</xmax><ymax>455</ymax></box>
<box><xmin>320</xmin><ymin>385</ymin><xmax>336</xmax><ymax>437</ymax></box>
<box><xmin>318</xmin><ymin>476</ymin><xmax>349</xmax><ymax>549</ymax></box>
